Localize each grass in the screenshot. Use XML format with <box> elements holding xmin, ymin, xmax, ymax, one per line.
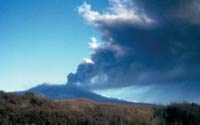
<box><xmin>0</xmin><ymin>91</ymin><xmax>199</xmax><ymax>125</ymax></box>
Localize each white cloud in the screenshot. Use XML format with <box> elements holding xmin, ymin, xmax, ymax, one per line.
<box><xmin>83</xmin><ymin>58</ymin><xmax>95</xmax><ymax>64</ymax></box>
<box><xmin>78</xmin><ymin>2</ymin><xmax>99</xmax><ymax>23</ymax></box>
<box><xmin>89</xmin><ymin>37</ymin><xmax>99</xmax><ymax>50</ymax></box>
<box><xmin>78</xmin><ymin>1</ymin><xmax>156</xmax><ymax>27</ymax></box>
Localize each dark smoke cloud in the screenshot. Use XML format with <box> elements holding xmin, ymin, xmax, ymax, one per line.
<box><xmin>132</xmin><ymin>0</ymin><xmax>200</xmax><ymax>25</ymax></box>
<box><xmin>67</xmin><ymin>0</ymin><xmax>200</xmax><ymax>91</ymax></box>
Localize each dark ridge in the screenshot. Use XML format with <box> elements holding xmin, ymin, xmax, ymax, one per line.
<box><xmin>18</xmin><ymin>83</ymin><xmax>148</xmax><ymax>105</ymax></box>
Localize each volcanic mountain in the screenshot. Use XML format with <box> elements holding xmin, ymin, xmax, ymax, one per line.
<box><xmin>19</xmin><ymin>83</ymin><xmax>140</xmax><ymax>104</ymax></box>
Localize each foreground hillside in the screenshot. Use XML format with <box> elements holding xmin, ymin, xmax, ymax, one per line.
<box><xmin>0</xmin><ymin>92</ymin><xmax>199</xmax><ymax>125</ymax></box>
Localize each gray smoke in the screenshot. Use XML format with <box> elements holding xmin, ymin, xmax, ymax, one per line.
<box><xmin>67</xmin><ymin>0</ymin><xmax>200</xmax><ymax>92</ymax></box>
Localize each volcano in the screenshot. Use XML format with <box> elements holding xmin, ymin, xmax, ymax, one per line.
<box><xmin>19</xmin><ymin>83</ymin><xmax>145</xmax><ymax>105</ymax></box>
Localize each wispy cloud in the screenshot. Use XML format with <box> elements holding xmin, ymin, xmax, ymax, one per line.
<box><xmin>89</xmin><ymin>37</ymin><xmax>99</xmax><ymax>50</ymax></box>
<box><xmin>83</xmin><ymin>58</ymin><xmax>95</xmax><ymax>64</ymax></box>
<box><xmin>78</xmin><ymin>1</ymin><xmax>155</xmax><ymax>27</ymax></box>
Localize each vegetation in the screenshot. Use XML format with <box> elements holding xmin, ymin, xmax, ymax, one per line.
<box><xmin>0</xmin><ymin>91</ymin><xmax>199</xmax><ymax>125</ymax></box>
<box><xmin>154</xmin><ymin>103</ymin><xmax>200</xmax><ymax>125</ymax></box>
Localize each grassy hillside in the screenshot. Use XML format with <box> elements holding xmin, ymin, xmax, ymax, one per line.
<box><xmin>0</xmin><ymin>91</ymin><xmax>199</xmax><ymax>125</ymax></box>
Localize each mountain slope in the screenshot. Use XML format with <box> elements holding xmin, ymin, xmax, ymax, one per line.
<box><xmin>19</xmin><ymin>84</ymin><xmax>142</xmax><ymax>104</ymax></box>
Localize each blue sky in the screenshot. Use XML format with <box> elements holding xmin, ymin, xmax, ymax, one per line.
<box><xmin>0</xmin><ymin>0</ymin><xmax>107</xmax><ymax>91</ymax></box>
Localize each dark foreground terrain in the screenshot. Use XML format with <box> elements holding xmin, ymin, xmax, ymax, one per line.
<box><xmin>0</xmin><ymin>92</ymin><xmax>199</xmax><ymax>125</ymax></box>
